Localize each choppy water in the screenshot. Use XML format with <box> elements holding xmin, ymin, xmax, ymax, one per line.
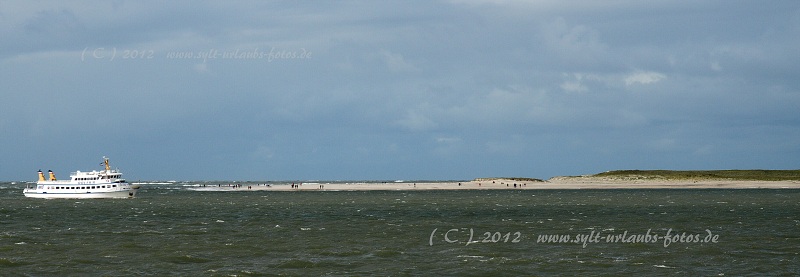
<box><xmin>1</xmin><ymin>182</ymin><xmax>799</xmax><ymax>275</ymax></box>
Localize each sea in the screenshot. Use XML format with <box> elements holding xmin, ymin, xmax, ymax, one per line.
<box><xmin>1</xmin><ymin>181</ymin><xmax>799</xmax><ymax>276</ymax></box>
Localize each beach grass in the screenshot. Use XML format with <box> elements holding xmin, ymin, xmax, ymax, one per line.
<box><xmin>593</xmin><ymin>169</ymin><xmax>800</xmax><ymax>181</ymax></box>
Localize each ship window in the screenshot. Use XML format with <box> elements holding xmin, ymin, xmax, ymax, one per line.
<box><xmin>113</xmin><ymin>185</ymin><xmax>117</xmax><ymax>187</ymax></box>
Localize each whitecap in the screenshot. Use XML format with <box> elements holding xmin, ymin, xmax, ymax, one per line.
<box><xmin>456</xmin><ymin>255</ymin><xmax>484</xmax><ymax>259</ymax></box>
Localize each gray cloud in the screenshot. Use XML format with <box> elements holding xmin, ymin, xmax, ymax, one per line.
<box><xmin>2</xmin><ymin>0</ymin><xmax>798</xmax><ymax>180</ymax></box>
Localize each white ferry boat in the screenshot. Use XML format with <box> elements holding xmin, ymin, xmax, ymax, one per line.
<box><xmin>23</xmin><ymin>157</ymin><xmax>140</xmax><ymax>199</ymax></box>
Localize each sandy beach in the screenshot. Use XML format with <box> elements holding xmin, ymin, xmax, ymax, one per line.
<box><xmin>190</xmin><ymin>178</ymin><xmax>800</xmax><ymax>191</ymax></box>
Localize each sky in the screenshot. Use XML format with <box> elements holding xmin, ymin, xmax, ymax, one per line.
<box><xmin>1</xmin><ymin>1</ymin><xmax>799</xmax><ymax>181</ymax></box>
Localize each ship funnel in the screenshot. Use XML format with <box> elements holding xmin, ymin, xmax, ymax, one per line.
<box><xmin>48</xmin><ymin>170</ymin><xmax>57</xmax><ymax>181</ymax></box>
<box><xmin>38</xmin><ymin>170</ymin><xmax>45</xmax><ymax>181</ymax></box>
<box><xmin>103</xmin><ymin>156</ymin><xmax>110</xmax><ymax>171</ymax></box>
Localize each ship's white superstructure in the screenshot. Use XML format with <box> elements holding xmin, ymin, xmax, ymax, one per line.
<box><xmin>23</xmin><ymin>157</ymin><xmax>140</xmax><ymax>199</ymax></box>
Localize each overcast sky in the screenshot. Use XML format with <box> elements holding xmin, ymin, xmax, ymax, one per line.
<box><xmin>2</xmin><ymin>1</ymin><xmax>799</xmax><ymax>181</ymax></box>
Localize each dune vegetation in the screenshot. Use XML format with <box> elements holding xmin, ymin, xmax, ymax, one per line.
<box><xmin>592</xmin><ymin>170</ymin><xmax>800</xmax><ymax>181</ymax></box>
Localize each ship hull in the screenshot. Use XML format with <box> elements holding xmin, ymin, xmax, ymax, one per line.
<box><xmin>23</xmin><ymin>188</ymin><xmax>138</xmax><ymax>199</ymax></box>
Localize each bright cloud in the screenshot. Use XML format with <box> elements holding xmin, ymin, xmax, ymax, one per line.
<box><xmin>624</xmin><ymin>71</ymin><xmax>667</xmax><ymax>86</ymax></box>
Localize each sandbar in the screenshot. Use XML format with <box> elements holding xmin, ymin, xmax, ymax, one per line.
<box><xmin>189</xmin><ymin>178</ymin><xmax>800</xmax><ymax>191</ymax></box>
